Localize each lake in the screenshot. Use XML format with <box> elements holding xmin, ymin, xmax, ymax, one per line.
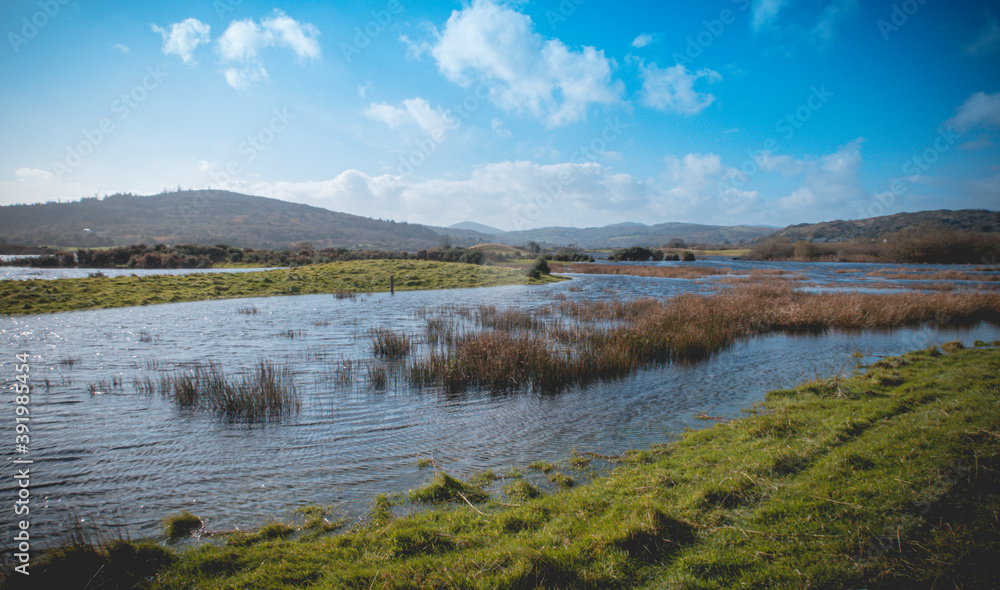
<box><xmin>2</xmin><ymin>259</ymin><xmax>998</xmax><ymax>543</ymax></box>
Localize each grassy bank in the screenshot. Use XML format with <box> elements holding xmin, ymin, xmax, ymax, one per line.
<box><xmin>10</xmin><ymin>344</ymin><xmax>999</xmax><ymax>589</ymax></box>
<box><xmin>0</xmin><ymin>260</ymin><xmax>564</xmax><ymax>315</ymax></box>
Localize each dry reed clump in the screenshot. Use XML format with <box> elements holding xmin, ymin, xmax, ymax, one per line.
<box><xmin>158</xmin><ymin>360</ymin><xmax>299</xmax><ymax>420</ymax></box>
<box><xmin>547</xmin><ymin>263</ymin><xmax>798</xmax><ymax>280</ymax></box>
<box><xmin>867</xmin><ymin>269</ymin><xmax>1000</xmax><ymax>282</ymax></box>
<box><xmin>370</xmin><ymin>327</ymin><xmax>412</xmax><ymax>358</ymax></box>
<box><xmin>405</xmin><ymin>283</ymin><xmax>1000</xmax><ymax>394</ymax></box>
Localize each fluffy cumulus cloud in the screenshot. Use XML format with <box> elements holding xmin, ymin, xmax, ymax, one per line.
<box><xmin>151</xmin><ymin>18</ymin><xmax>210</xmax><ymax>64</ymax></box>
<box><xmin>199</xmin><ymin>160</ymin><xmax>650</xmax><ymax>229</ymax></box>
<box><xmin>947</xmin><ymin>91</ymin><xmax>1000</xmax><ymax>132</ymax></box>
<box><xmin>427</xmin><ymin>0</ymin><xmax>623</xmax><ymax>127</ymax></box>
<box><xmin>218</xmin><ymin>10</ymin><xmax>321</xmax><ymax>89</ymax></box>
<box><xmin>639</xmin><ymin>63</ymin><xmax>721</xmax><ymax>115</ymax></box>
<box><xmin>657</xmin><ymin>153</ymin><xmax>761</xmax><ymax>218</ymax></box>
<box><xmin>364</xmin><ymin>98</ymin><xmax>458</xmax><ymax>138</ymax></box>
<box><xmin>191</xmin><ymin>140</ymin><xmax>878</xmax><ymax>229</ymax></box>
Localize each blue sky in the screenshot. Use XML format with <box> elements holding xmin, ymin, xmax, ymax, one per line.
<box><xmin>1</xmin><ymin>0</ymin><xmax>998</xmax><ymax>230</ymax></box>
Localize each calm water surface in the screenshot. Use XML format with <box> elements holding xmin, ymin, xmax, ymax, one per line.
<box><xmin>1</xmin><ymin>260</ymin><xmax>998</xmax><ymax>543</ymax></box>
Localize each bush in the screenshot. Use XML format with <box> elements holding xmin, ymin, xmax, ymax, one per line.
<box><xmin>681</xmin><ymin>251</ymin><xmax>696</xmax><ymax>262</ymax></box>
<box><xmin>531</xmin><ymin>257</ymin><xmax>550</xmax><ymax>275</ymax></box>
<box><xmin>610</xmin><ymin>246</ymin><xmax>654</xmax><ymax>262</ymax></box>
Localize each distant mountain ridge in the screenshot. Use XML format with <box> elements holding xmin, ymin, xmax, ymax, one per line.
<box><xmin>448</xmin><ymin>221</ymin><xmax>505</xmax><ymax>235</ymax></box>
<box><xmin>763</xmin><ymin>209</ymin><xmax>1000</xmax><ymax>242</ymax></box>
<box><xmin>487</xmin><ymin>221</ymin><xmax>775</xmax><ymax>248</ymax></box>
<box><xmin>1</xmin><ymin>191</ymin><xmax>994</xmax><ymax>251</ymax></box>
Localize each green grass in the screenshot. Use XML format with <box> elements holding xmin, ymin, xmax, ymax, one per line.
<box><xmin>163</xmin><ymin>511</ymin><xmax>202</xmax><ymax>542</ymax></box>
<box><xmin>11</xmin><ymin>346</ymin><xmax>1000</xmax><ymax>589</ymax></box>
<box><xmin>0</xmin><ymin>260</ymin><xmax>565</xmax><ymax>315</ymax></box>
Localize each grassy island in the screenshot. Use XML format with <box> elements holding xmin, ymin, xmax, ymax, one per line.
<box><xmin>0</xmin><ymin>260</ymin><xmax>565</xmax><ymax>316</ymax></box>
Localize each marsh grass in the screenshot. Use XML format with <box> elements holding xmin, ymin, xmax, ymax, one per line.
<box><xmin>157</xmin><ymin>360</ymin><xmax>299</xmax><ymax>420</ymax></box>
<box><xmin>548</xmin><ymin>263</ymin><xmax>792</xmax><ymax>280</ymax></box>
<box><xmin>237</xmin><ymin>305</ymin><xmax>260</xmax><ymax>315</ymax></box>
<box><xmin>366</xmin><ymin>363</ymin><xmax>388</xmax><ymax>389</ymax></box>
<box><xmin>405</xmin><ymin>283</ymin><xmax>1000</xmax><ymax>393</ymax></box>
<box><xmin>370</xmin><ymin>327</ymin><xmax>412</xmax><ymax>358</ymax></box>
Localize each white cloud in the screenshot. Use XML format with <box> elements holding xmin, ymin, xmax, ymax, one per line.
<box><xmin>114</xmin><ymin>43</ymin><xmax>129</xmax><ymax>54</ymax></box>
<box><xmin>639</xmin><ymin>62</ymin><xmax>721</xmax><ymax>115</ymax></box>
<box><xmin>365</xmin><ymin>98</ymin><xmax>458</xmax><ymax>138</ymax></box>
<box><xmin>776</xmin><ymin>138</ymin><xmax>866</xmax><ymax>211</ymax></box>
<box><xmin>631</xmin><ymin>33</ymin><xmax>654</xmax><ymax>48</ymax></box>
<box><xmin>966</xmin><ymin>20</ymin><xmax>1000</xmax><ymax>56</ymax></box>
<box><xmin>217</xmin><ymin>10</ymin><xmax>320</xmax><ymax>89</ymax></box>
<box><xmin>15</xmin><ymin>168</ymin><xmax>56</xmax><ymax>183</ymax></box>
<box><xmin>751</xmin><ymin>0</ymin><xmax>787</xmax><ymax>32</ymax></box>
<box><xmin>427</xmin><ymin>0</ymin><xmax>623</xmax><ymax>127</ymax></box>
<box><xmin>491</xmin><ymin>117</ymin><xmax>512</xmax><ymax>138</ymax></box>
<box><xmin>947</xmin><ymin>91</ymin><xmax>1000</xmax><ymax>132</ymax></box>
<box><xmin>151</xmin><ymin>18</ymin><xmax>210</xmax><ymax>64</ymax></box>
<box><xmin>757</xmin><ymin>152</ymin><xmax>804</xmax><ymax>176</ymax></box>
<box><xmin>218</xmin><ymin>19</ymin><xmax>270</xmax><ymax>61</ymax></box>
<box><xmin>223</xmin><ymin>63</ymin><xmax>267</xmax><ymax>90</ymax></box>
<box><xmin>264</xmin><ymin>11</ymin><xmax>321</xmax><ymax>59</ymax></box>
<box><xmin>659</xmin><ymin>153</ymin><xmax>761</xmax><ymax>217</ymax></box>
<box><xmin>958</xmin><ymin>137</ymin><xmax>995</xmax><ymax>151</ymax></box>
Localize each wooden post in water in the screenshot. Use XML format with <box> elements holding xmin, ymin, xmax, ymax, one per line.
<box><xmin>390</xmin><ymin>275</ymin><xmax>394</xmax><ymax>295</ymax></box>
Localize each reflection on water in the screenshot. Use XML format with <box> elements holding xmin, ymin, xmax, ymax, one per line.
<box><xmin>1</xmin><ymin>261</ymin><xmax>998</xmax><ymax>543</ymax></box>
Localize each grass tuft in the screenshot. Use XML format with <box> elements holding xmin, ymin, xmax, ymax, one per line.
<box><xmin>163</xmin><ymin>511</ymin><xmax>202</xmax><ymax>541</ymax></box>
<box><xmin>409</xmin><ymin>472</ymin><xmax>488</xmax><ymax>504</ymax></box>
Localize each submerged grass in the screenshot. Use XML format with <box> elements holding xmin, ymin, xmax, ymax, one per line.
<box><xmin>17</xmin><ymin>345</ymin><xmax>998</xmax><ymax>589</ymax></box>
<box><xmin>157</xmin><ymin>360</ymin><xmax>299</xmax><ymax>421</ymax></box>
<box><xmin>0</xmin><ymin>259</ymin><xmax>565</xmax><ymax>315</ymax></box>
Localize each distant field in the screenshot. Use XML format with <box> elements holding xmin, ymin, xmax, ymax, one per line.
<box><xmin>0</xmin><ymin>260</ymin><xmax>564</xmax><ymax>315</ymax></box>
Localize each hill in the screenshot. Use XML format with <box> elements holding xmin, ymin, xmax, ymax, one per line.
<box><xmin>448</xmin><ymin>221</ymin><xmax>505</xmax><ymax>234</ymax></box>
<box><xmin>0</xmin><ymin>190</ymin><xmax>491</xmax><ymax>250</ymax></box>
<box><xmin>763</xmin><ymin>209</ymin><xmax>1000</xmax><ymax>242</ymax></box>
